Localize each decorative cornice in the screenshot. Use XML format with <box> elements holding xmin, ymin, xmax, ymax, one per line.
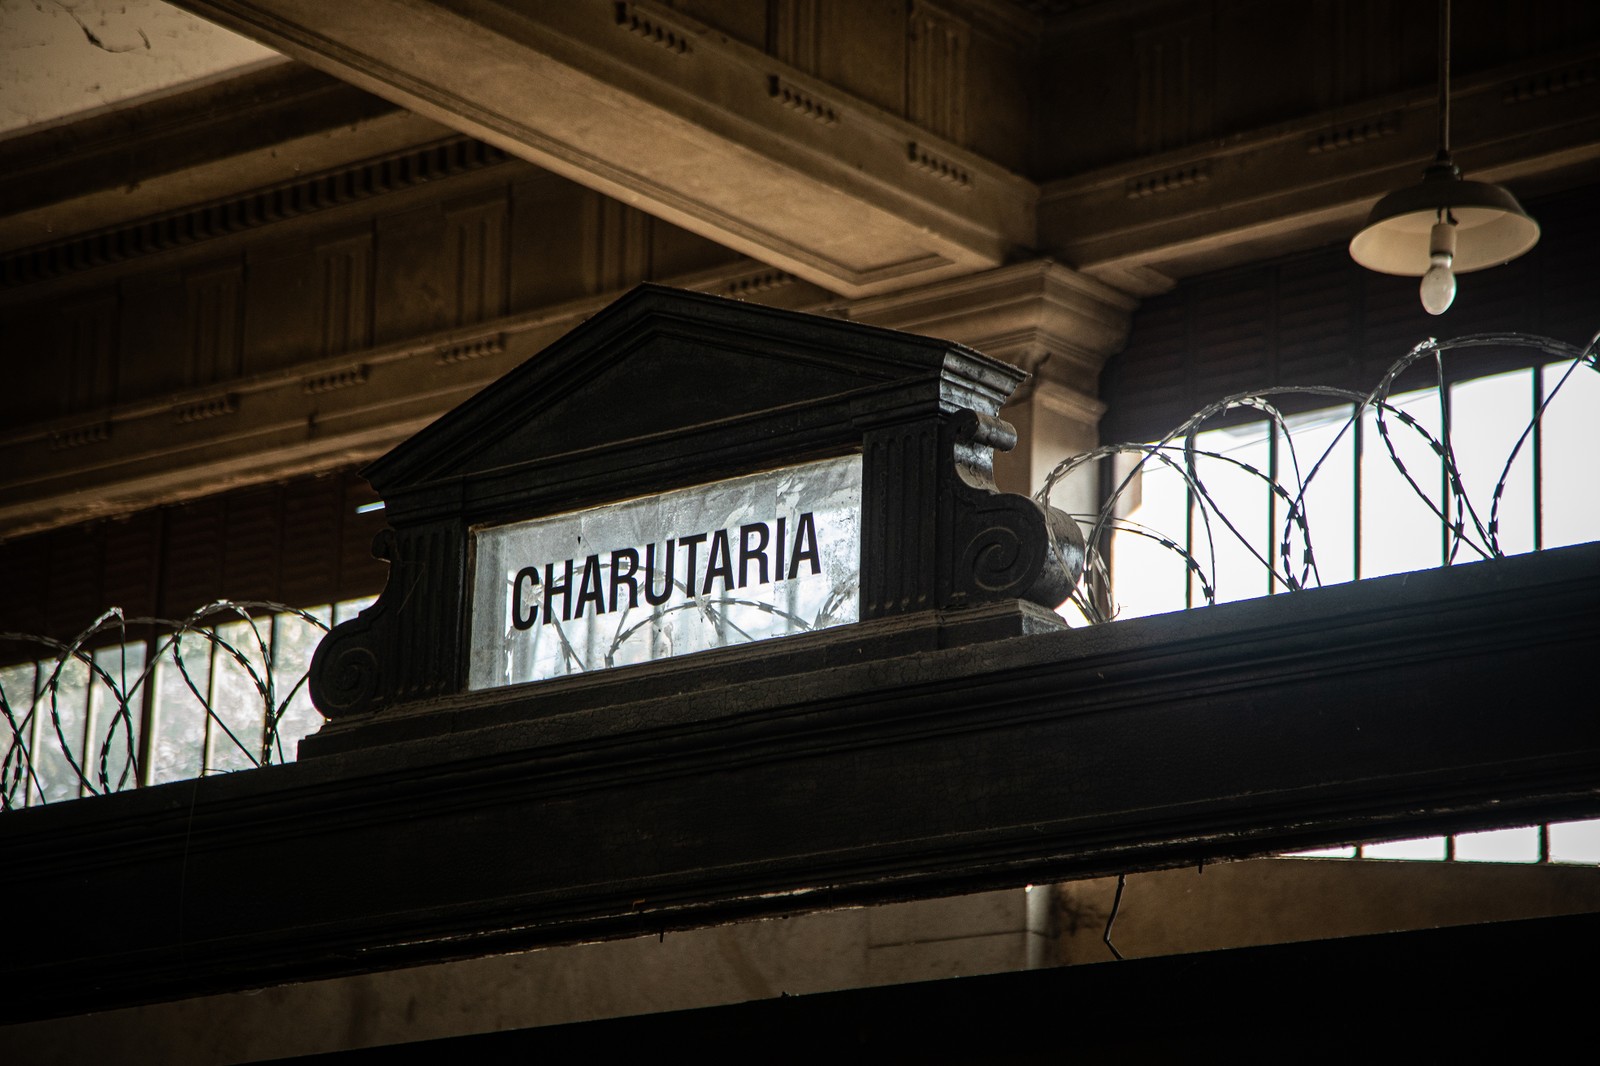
<box><xmin>303</xmin><ymin>365</ymin><xmax>370</xmax><ymax>395</ymax></box>
<box><xmin>48</xmin><ymin>422</ymin><xmax>110</xmax><ymax>451</ymax></box>
<box><xmin>908</xmin><ymin>142</ymin><xmax>973</xmax><ymax>188</ymax></box>
<box><xmin>768</xmin><ymin>75</ymin><xmax>840</xmax><ymax>125</ymax></box>
<box><xmin>720</xmin><ymin>268</ymin><xmax>799</xmax><ymax>299</ymax></box>
<box><xmin>1125</xmin><ymin>162</ymin><xmax>1211</xmax><ymax>199</ymax></box>
<box><xmin>1307</xmin><ymin>113</ymin><xmax>1399</xmax><ymax>154</ymax></box>
<box><xmin>0</xmin><ymin>138</ymin><xmax>510</xmax><ymax>290</ymax></box>
<box><xmin>1502</xmin><ymin>59</ymin><xmax>1598</xmax><ymax>104</ymax></box>
<box><xmin>172</xmin><ymin>394</ymin><xmax>238</xmax><ymax>424</ymax></box>
<box><xmin>435</xmin><ymin>334</ymin><xmax>506</xmax><ymax>366</ymax></box>
<box><xmin>614</xmin><ymin>1</ymin><xmax>696</xmax><ymax>55</ymax></box>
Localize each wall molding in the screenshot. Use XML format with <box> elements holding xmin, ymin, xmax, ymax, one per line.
<box><xmin>303</xmin><ymin>365</ymin><xmax>370</xmax><ymax>395</ymax></box>
<box><xmin>1502</xmin><ymin>59</ymin><xmax>1597</xmax><ymax>105</ymax></box>
<box><xmin>172</xmin><ymin>394</ymin><xmax>238</xmax><ymax>424</ymax></box>
<box><xmin>720</xmin><ymin>268</ymin><xmax>799</xmax><ymax>299</ymax></box>
<box><xmin>1307</xmin><ymin>113</ymin><xmax>1399</xmax><ymax>154</ymax></box>
<box><xmin>614</xmin><ymin>1</ymin><xmax>696</xmax><ymax>55</ymax></box>
<box><xmin>435</xmin><ymin>335</ymin><xmax>506</xmax><ymax>366</ymax></box>
<box><xmin>48</xmin><ymin>422</ymin><xmax>111</xmax><ymax>452</ymax></box>
<box><xmin>908</xmin><ymin>2</ymin><xmax>969</xmax><ymax>143</ymax></box>
<box><xmin>1125</xmin><ymin>161</ymin><xmax>1211</xmax><ymax>199</ymax></box>
<box><xmin>0</xmin><ymin>139</ymin><xmax>510</xmax><ymax>290</ymax></box>
<box><xmin>768</xmin><ymin>75</ymin><xmax>840</xmax><ymax>125</ymax></box>
<box><xmin>908</xmin><ymin>142</ymin><xmax>973</xmax><ymax>187</ymax></box>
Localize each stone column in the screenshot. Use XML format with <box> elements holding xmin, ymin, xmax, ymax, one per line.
<box><xmin>837</xmin><ymin>259</ymin><xmax>1137</xmax><ymax>508</ymax></box>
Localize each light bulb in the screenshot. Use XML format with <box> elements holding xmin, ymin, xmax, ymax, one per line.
<box><xmin>1420</xmin><ymin>253</ymin><xmax>1455</xmax><ymax>315</ymax></box>
<box><xmin>1419</xmin><ymin>217</ymin><xmax>1458</xmax><ymax>315</ymax></box>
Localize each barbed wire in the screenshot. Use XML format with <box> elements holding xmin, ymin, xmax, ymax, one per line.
<box><xmin>7</xmin><ymin>334</ymin><xmax>1594</xmax><ymax>807</ymax></box>
<box><xmin>1038</xmin><ymin>331</ymin><xmax>1600</xmax><ymax>625</ymax></box>
<box><xmin>0</xmin><ymin>601</ymin><xmax>331</xmax><ymax>811</ymax></box>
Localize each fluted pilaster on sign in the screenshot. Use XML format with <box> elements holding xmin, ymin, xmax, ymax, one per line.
<box><xmin>861</xmin><ymin>420</ymin><xmax>941</xmax><ymax>618</ymax></box>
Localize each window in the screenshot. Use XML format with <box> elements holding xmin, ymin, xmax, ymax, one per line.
<box><xmin>1</xmin><ymin>597</ymin><xmax>374</xmax><ymax>809</ymax></box>
<box><xmin>1044</xmin><ymin>345</ymin><xmax>1600</xmax><ymax>864</ymax></box>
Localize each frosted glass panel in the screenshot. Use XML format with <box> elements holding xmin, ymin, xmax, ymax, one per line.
<box><xmin>270</xmin><ymin>607</ymin><xmax>332</xmax><ymax>765</ymax></box>
<box><xmin>1449</xmin><ymin>369</ymin><xmax>1536</xmax><ymax>558</ymax></box>
<box><xmin>1188</xmin><ymin>420</ymin><xmax>1273</xmax><ymax>604</ymax></box>
<box><xmin>470</xmin><ymin>457</ymin><xmax>862</xmax><ymax>689</ymax></box>
<box><xmin>1361</xmin><ymin>388</ymin><xmax>1445</xmax><ymax>579</ymax></box>
<box><xmin>1542</xmin><ymin>360</ymin><xmax>1600</xmax><ymax>550</ymax></box>
<box><xmin>1282</xmin><ymin>406</ymin><xmax>1356</xmax><ymax>587</ymax></box>
<box><xmin>1362</xmin><ymin>836</ymin><xmax>1447</xmax><ymax>860</ymax></box>
<box><xmin>1107</xmin><ymin>453</ymin><xmax>1189</xmax><ymax>620</ymax></box>
<box><xmin>87</xmin><ymin>643</ymin><xmax>144</xmax><ymax>793</ymax></box>
<box><xmin>151</xmin><ymin>633</ymin><xmax>211</xmax><ymax>785</ymax></box>
<box><xmin>209</xmin><ymin>619</ymin><xmax>270</xmax><ymax>773</ymax></box>
<box><xmin>1453</xmin><ymin>825</ymin><xmax>1539</xmax><ymax>863</ymax></box>
<box><xmin>1549</xmin><ymin>819</ymin><xmax>1600</xmax><ymax>864</ymax></box>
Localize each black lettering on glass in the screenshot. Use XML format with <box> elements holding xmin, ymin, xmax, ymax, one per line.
<box><xmin>703</xmin><ymin>529</ymin><xmax>734</xmax><ymax>595</ymax></box>
<box><xmin>543</xmin><ymin>558</ymin><xmax>575</xmax><ymax>624</ymax></box>
<box><xmin>610</xmin><ymin>548</ymin><xmax>640</xmax><ymax>610</ymax></box>
<box><xmin>738</xmin><ymin>522</ymin><xmax>771</xmax><ymax>588</ymax></box>
<box><xmin>644</xmin><ymin>539</ymin><xmax>676</xmax><ymax>606</ymax></box>
<box><xmin>512</xmin><ymin>566</ymin><xmax>540</xmax><ymax>630</ymax></box>
<box><xmin>575</xmin><ymin>553</ymin><xmax>605</xmax><ymax>618</ymax></box>
<box><xmin>788</xmin><ymin>511</ymin><xmax>821</xmax><ymax>579</ymax></box>
<box><xmin>775</xmin><ymin>515</ymin><xmax>786</xmax><ymax>581</ymax></box>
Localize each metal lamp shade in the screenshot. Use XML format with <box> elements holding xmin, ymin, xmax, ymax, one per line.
<box><xmin>1349</xmin><ymin>164</ymin><xmax>1540</xmax><ymax>276</ymax></box>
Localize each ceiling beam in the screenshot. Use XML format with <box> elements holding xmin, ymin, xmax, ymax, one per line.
<box><xmin>1041</xmin><ymin>49</ymin><xmax>1600</xmax><ymax>295</ymax></box>
<box><xmin>0</xmin><ymin>65</ymin><xmax>451</xmax><ymax>256</ymax></box>
<box><xmin>171</xmin><ymin>0</ymin><xmax>1034</xmax><ymax>299</ymax></box>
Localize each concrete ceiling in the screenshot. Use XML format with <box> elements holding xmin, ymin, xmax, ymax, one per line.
<box><xmin>0</xmin><ymin>0</ymin><xmax>280</xmax><ymax>136</ymax></box>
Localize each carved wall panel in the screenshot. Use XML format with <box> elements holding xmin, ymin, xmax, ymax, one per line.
<box><xmin>184</xmin><ymin>260</ymin><xmax>245</xmax><ymax>388</ymax></box>
<box><xmin>54</xmin><ymin>291</ymin><xmax>117</xmax><ymax>417</ymax></box>
<box><xmin>908</xmin><ymin>3</ymin><xmax>969</xmax><ymax>144</ymax></box>
<box><xmin>584</xmin><ymin>195</ymin><xmax>653</xmax><ymax>297</ymax></box>
<box><xmin>1314</xmin><ymin>0</ymin><xmax>1406</xmax><ymax>109</ymax></box>
<box><xmin>768</xmin><ymin>0</ymin><xmax>821</xmax><ymax>74</ymax></box>
<box><xmin>317</xmin><ymin>231</ymin><xmax>375</xmax><ymax>357</ymax></box>
<box><xmin>0</xmin><ymin>142</ymin><xmax>755</xmax><ymax>540</ymax></box>
<box><xmin>446</xmin><ymin>193</ymin><xmax>509</xmax><ymax>329</ymax></box>
<box><xmin>1133</xmin><ymin>19</ymin><xmax>1212</xmax><ymax>157</ymax></box>
<box><xmin>816</xmin><ymin>0</ymin><xmax>906</xmax><ymax>118</ymax></box>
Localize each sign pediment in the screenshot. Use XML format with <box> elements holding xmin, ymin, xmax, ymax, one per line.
<box><xmin>367</xmin><ymin>284</ymin><xmax>1021</xmax><ymax>513</ymax></box>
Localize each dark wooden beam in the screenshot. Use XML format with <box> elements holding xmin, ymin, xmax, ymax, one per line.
<box><xmin>3</xmin><ymin>543</ymin><xmax>1596</xmax><ymax>1021</ymax></box>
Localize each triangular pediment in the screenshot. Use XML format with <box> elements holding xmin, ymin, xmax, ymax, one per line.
<box><xmin>366</xmin><ymin>285</ymin><xmax>1022</xmax><ymax>500</ymax></box>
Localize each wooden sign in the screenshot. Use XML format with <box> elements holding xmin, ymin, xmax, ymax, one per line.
<box><xmin>306</xmin><ymin>284</ymin><xmax>1079</xmax><ymax>749</ymax></box>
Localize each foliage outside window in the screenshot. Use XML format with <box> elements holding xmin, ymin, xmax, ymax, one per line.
<box><xmin>1</xmin><ymin>597</ymin><xmax>373</xmax><ymax>809</ymax></box>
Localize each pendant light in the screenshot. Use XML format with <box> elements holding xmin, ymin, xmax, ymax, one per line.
<box><xmin>1348</xmin><ymin>0</ymin><xmax>1540</xmax><ymax>315</ymax></box>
